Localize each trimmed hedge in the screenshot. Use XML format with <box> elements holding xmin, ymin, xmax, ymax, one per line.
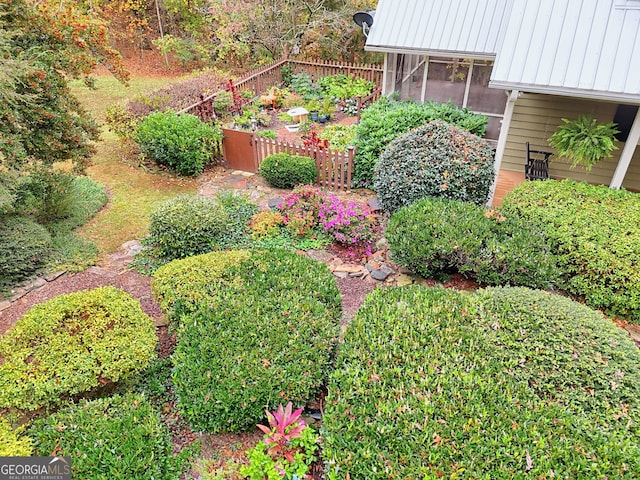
<box><xmin>30</xmin><ymin>394</ymin><xmax>181</xmax><ymax>479</ymax></box>
<box><xmin>0</xmin><ymin>287</ymin><xmax>156</xmax><ymax>411</ymax></box>
<box><xmin>152</xmin><ymin>249</ymin><xmax>341</xmax><ymax>432</ymax></box>
<box><xmin>259</xmin><ymin>153</ymin><xmax>318</xmax><ymax>189</ymax></box>
<box><xmin>0</xmin><ymin>419</ymin><xmax>32</xmax><ymax>456</ymax></box>
<box><xmin>322</xmin><ymin>286</ymin><xmax>640</xmax><ymax>479</ymax></box>
<box><xmin>374</xmin><ymin>120</ymin><xmax>495</xmax><ymax>211</ymax></box>
<box><xmin>148</xmin><ymin>194</ymin><xmax>228</xmax><ymax>260</ymax></box>
<box><xmin>386</xmin><ymin>197</ymin><xmax>559</xmax><ymax>288</ymax></box>
<box><xmin>134</xmin><ymin>110</ymin><xmax>222</xmax><ymax>176</ymax></box>
<box><xmin>0</xmin><ymin>215</ymin><xmax>52</xmax><ymax>290</ymax></box>
<box><xmin>501</xmin><ymin>179</ymin><xmax>640</xmax><ymax>321</ymax></box>
<box><xmin>352</xmin><ymin>97</ymin><xmax>488</xmax><ymax>188</ymax></box>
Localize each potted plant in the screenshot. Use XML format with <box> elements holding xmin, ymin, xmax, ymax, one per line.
<box><xmin>305</xmin><ymin>98</ymin><xmax>321</xmax><ymax>121</ymax></box>
<box><xmin>547</xmin><ymin>115</ymin><xmax>619</xmax><ymax>171</ymax></box>
<box><xmin>319</xmin><ymin>97</ymin><xmax>334</xmax><ymax>123</ymax></box>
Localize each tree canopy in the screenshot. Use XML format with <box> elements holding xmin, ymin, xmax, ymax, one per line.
<box><xmin>0</xmin><ymin>0</ymin><xmax>127</xmax><ymax>172</ymax></box>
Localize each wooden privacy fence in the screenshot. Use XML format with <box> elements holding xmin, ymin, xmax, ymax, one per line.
<box><xmin>180</xmin><ymin>56</ymin><xmax>383</xmax><ymax>121</ymax></box>
<box><xmin>287</xmin><ymin>58</ymin><xmax>383</xmax><ymax>84</ymax></box>
<box><xmin>253</xmin><ymin>136</ymin><xmax>354</xmax><ymax>191</ymax></box>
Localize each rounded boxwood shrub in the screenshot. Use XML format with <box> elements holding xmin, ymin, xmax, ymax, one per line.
<box><xmin>353</xmin><ymin>97</ymin><xmax>489</xmax><ymax>188</ymax></box>
<box><xmin>501</xmin><ymin>179</ymin><xmax>640</xmax><ymax>321</ymax></box>
<box><xmin>29</xmin><ymin>394</ymin><xmax>181</xmax><ymax>479</ymax></box>
<box><xmin>134</xmin><ymin>110</ymin><xmax>222</xmax><ymax>176</ymax></box>
<box><xmin>322</xmin><ymin>286</ymin><xmax>640</xmax><ymax>479</ymax></box>
<box><xmin>0</xmin><ymin>287</ymin><xmax>157</xmax><ymax>411</ymax></box>
<box><xmin>148</xmin><ymin>194</ymin><xmax>228</xmax><ymax>260</ymax></box>
<box><xmin>386</xmin><ymin>197</ymin><xmax>491</xmax><ymax>278</ymax></box>
<box><xmin>374</xmin><ymin>119</ymin><xmax>495</xmax><ymax>212</ymax></box>
<box><xmin>0</xmin><ymin>215</ymin><xmax>52</xmax><ymax>290</ymax></box>
<box><xmin>152</xmin><ymin>249</ymin><xmax>341</xmax><ymax>432</ymax></box>
<box><xmin>386</xmin><ymin>197</ymin><xmax>559</xmax><ymax>288</ymax></box>
<box><xmin>259</xmin><ymin>153</ymin><xmax>318</xmax><ymax>189</ymax></box>
<box><xmin>0</xmin><ymin>419</ymin><xmax>32</xmax><ymax>456</ymax></box>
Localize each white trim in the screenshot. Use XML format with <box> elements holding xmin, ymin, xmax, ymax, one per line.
<box><xmin>365</xmin><ymin>45</ymin><xmax>496</xmax><ymax>61</ymax></box>
<box><xmin>489</xmin><ymin>81</ymin><xmax>640</xmax><ymax>104</ymax></box>
<box><xmin>462</xmin><ymin>59</ymin><xmax>474</xmax><ymax>108</ymax></box>
<box><xmin>610</xmin><ymin>108</ymin><xmax>640</xmax><ymax>188</ymax></box>
<box><xmin>487</xmin><ymin>90</ymin><xmax>519</xmax><ymax>206</ymax></box>
<box><xmin>420</xmin><ymin>55</ymin><xmax>430</xmax><ymax>102</ymax></box>
<box><xmin>381</xmin><ymin>53</ymin><xmax>388</xmax><ymax>95</ymax></box>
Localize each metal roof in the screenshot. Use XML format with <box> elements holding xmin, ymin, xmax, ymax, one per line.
<box><xmin>365</xmin><ymin>0</ymin><xmax>515</xmax><ymax>60</ymax></box>
<box><xmin>490</xmin><ymin>0</ymin><xmax>640</xmax><ymax>102</ymax></box>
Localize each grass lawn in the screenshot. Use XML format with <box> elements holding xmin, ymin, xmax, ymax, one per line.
<box><xmin>70</xmin><ymin>75</ymin><xmax>199</xmax><ymax>256</ymax></box>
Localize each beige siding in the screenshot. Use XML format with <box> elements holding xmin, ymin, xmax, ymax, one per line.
<box><xmin>502</xmin><ymin>93</ymin><xmax>640</xmax><ymax>190</ymax></box>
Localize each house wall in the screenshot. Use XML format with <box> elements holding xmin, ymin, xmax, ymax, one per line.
<box><xmin>503</xmin><ymin>93</ymin><xmax>640</xmax><ymax>190</ymax></box>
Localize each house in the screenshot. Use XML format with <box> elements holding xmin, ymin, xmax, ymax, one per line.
<box><xmin>364</xmin><ymin>0</ymin><xmax>640</xmax><ymax>204</ymax></box>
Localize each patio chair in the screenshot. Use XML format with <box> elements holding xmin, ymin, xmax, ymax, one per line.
<box><xmin>525</xmin><ymin>142</ymin><xmax>551</xmax><ymax>180</ymax></box>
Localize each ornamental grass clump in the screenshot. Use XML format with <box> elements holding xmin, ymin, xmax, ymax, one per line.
<box><xmin>152</xmin><ymin>249</ymin><xmax>341</xmax><ymax>432</ymax></box>
<box><xmin>0</xmin><ymin>287</ymin><xmax>156</xmax><ymax>411</ymax></box>
<box><xmin>322</xmin><ymin>286</ymin><xmax>640</xmax><ymax>479</ymax></box>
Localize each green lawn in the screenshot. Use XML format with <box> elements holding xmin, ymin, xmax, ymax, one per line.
<box><xmin>70</xmin><ymin>75</ymin><xmax>199</xmax><ymax>256</ymax></box>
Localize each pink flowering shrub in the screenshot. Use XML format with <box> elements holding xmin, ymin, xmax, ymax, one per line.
<box><xmin>279</xmin><ymin>185</ymin><xmax>373</xmax><ymax>245</ymax></box>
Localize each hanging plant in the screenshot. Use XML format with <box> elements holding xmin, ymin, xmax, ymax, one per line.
<box><xmin>548</xmin><ymin>115</ymin><xmax>619</xmax><ymax>171</ymax></box>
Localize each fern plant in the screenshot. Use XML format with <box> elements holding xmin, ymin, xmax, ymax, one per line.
<box><xmin>548</xmin><ymin>115</ymin><xmax>619</xmax><ymax>171</ymax></box>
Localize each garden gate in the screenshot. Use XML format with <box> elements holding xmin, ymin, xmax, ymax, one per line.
<box><xmin>222</xmin><ymin>128</ymin><xmax>257</xmax><ymax>172</ymax></box>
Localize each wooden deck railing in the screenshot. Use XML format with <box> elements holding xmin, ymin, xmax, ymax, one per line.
<box><xmin>253</xmin><ymin>137</ymin><xmax>354</xmax><ymax>191</ymax></box>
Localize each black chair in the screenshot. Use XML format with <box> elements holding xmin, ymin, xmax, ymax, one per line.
<box><xmin>525</xmin><ymin>142</ymin><xmax>551</xmax><ymax>180</ymax></box>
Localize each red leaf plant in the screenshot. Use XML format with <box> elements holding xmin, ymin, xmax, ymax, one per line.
<box><xmin>257</xmin><ymin>402</ymin><xmax>307</xmax><ymax>463</ymax></box>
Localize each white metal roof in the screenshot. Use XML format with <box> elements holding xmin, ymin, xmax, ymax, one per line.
<box><xmin>490</xmin><ymin>0</ymin><xmax>640</xmax><ymax>102</ymax></box>
<box><xmin>365</xmin><ymin>0</ymin><xmax>515</xmax><ymax>60</ymax></box>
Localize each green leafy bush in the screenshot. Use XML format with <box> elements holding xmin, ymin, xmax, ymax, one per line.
<box><xmin>501</xmin><ymin>179</ymin><xmax>640</xmax><ymax>320</ymax></box>
<box><xmin>353</xmin><ymin>97</ymin><xmax>488</xmax><ymax>188</ymax></box>
<box><xmin>374</xmin><ymin>120</ymin><xmax>495</xmax><ymax>211</ymax></box>
<box><xmin>148</xmin><ymin>194</ymin><xmax>228</xmax><ymax>260</ymax></box>
<box><xmin>0</xmin><ymin>215</ymin><xmax>52</xmax><ymax>290</ymax></box>
<box><xmin>0</xmin><ymin>419</ymin><xmax>32</xmax><ymax>456</ymax></box>
<box><xmin>289</xmin><ymin>73</ymin><xmax>317</xmax><ymax>100</ymax></box>
<box><xmin>323</xmin><ymin>286</ymin><xmax>640</xmax><ymax>479</ymax></box>
<box><xmin>259</xmin><ymin>153</ymin><xmax>318</xmax><ymax>189</ymax></box>
<box><xmin>212</xmin><ymin>191</ymin><xmax>259</xmax><ymax>249</ymax></box>
<box><xmin>105</xmin><ymin>103</ymin><xmax>139</xmax><ymax>139</ymax></box>
<box><xmin>386</xmin><ymin>197</ymin><xmax>491</xmax><ymax>278</ymax></box>
<box><xmin>30</xmin><ymin>394</ymin><xmax>186</xmax><ymax>479</ymax></box>
<box><xmin>318</xmin><ymin>74</ymin><xmax>374</xmax><ymax>100</ymax></box>
<box><xmin>386</xmin><ymin>198</ymin><xmax>559</xmax><ymax>288</ymax></box>
<box><xmin>0</xmin><ymin>287</ymin><xmax>156</xmax><ymax>411</ymax></box>
<box><xmin>152</xmin><ymin>249</ymin><xmax>341</xmax><ymax>432</ymax></box>
<box><xmin>319</xmin><ymin>124</ymin><xmax>356</xmax><ymax>151</ymax></box>
<box><xmin>134</xmin><ymin>110</ymin><xmax>222</xmax><ymax>176</ymax></box>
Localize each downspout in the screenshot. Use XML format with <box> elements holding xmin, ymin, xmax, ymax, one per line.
<box><xmin>487</xmin><ymin>89</ymin><xmax>520</xmax><ymax>206</ymax></box>
<box><xmin>610</xmin><ymin>106</ymin><xmax>640</xmax><ymax>189</ymax></box>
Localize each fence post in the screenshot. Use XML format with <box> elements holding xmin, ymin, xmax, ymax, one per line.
<box><xmin>347</xmin><ymin>146</ymin><xmax>355</xmax><ymax>189</ymax></box>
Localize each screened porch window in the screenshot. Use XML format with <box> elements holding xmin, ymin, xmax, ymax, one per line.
<box><xmin>387</xmin><ymin>54</ymin><xmax>506</xmax><ymax>140</ymax></box>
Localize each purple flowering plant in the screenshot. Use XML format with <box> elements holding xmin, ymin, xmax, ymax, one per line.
<box><xmin>279</xmin><ymin>185</ymin><xmax>373</xmax><ymax>246</ymax></box>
